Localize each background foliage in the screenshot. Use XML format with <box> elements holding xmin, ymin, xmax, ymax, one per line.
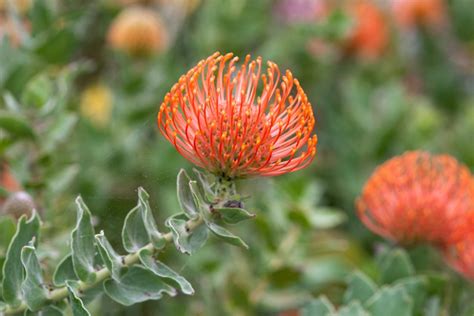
<box><xmin>0</xmin><ymin>0</ymin><xmax>473</xmax><ymax>315</ymax></box>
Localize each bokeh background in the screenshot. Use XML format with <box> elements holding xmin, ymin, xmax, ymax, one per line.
<box><xmin>0</xmin><ymin>0</ymin><xmax>473</xmax><ymax>315</ymax></box>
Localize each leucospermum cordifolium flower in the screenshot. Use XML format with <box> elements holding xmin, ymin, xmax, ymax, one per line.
<box><xmin>443</xmin><ymin>233</ymin><xmax>474</xmax><ymax>280</ymax></box>
<box><xmin>357</xmin><ymin>151</ymin><xmax>474</xmax><ymax>246</ymax></box>
<box><xmin>391</xmin><ymin>0</ymin><xmax>446</xmax><ymax>28</ymax></box>
<box><xmin>157</xmin><ymin>52</ymin><xmax>317</xmax><ymax>178</ymax></box>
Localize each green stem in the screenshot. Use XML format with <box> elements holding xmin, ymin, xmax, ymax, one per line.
<box><xmin>4</xmin><ymin>216</ymin><xmax>204</xmax><ymax>315</ymax></box>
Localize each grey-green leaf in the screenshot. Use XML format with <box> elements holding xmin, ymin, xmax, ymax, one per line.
<box><xmin>24</xmin><ymin>305</ymin><xmax>64</xmax><ymax>315</ymax></box>
<box><xmin>177</xmin><ymin>169</ymin><xmax>199</xmax><ymax>219</ymax></box>
<box><xmin>66</xmin><ymin>281</ymin><xmax>91</xmax><ymax>316</ymax></box>
<box><xmin>20</xmin><ymin>243</ymin><xmax>47</xmax><ymax>311</ymax></box>
<box><xmin>53</xmin><ymin>255</ymin><xmax>78</xmax><ymax>287</ymax></box>
<box><xmin>393</xmin><ymin>276</ymin><xmax>428</xmax><ymax>313</ymax></box>
<box><xmin>139</xmin><ymin>249</ymin><xmax>194</xmax><ymax>295</ymax></box>
<box><xmin>71</xmin><ymin>197</ymin><xmax>97</xmax><ymax>283</ymax></box>
<box><xmin>122</xmin><ymin>205</ymin><xmax>148</xmax><ymax>253</ymax></box>
<box><xmin>365</xmin><ymin>286</ymin><xmax>413</xmax><ymax>316</ymax></box>
<box><xmin>165</xmin><ymin>214</ymin><xmax>208</xmax><ymax>255</ymax></box>
<box><xmin>379</xmin><ymin>249</ymin><xmax>414</xmax><ymax>284</ymax></box>
<box><xmin>343</xmin><ymin>271</ymin><xmax>377</xmax><ymax>305</ymax></box>
<box><xmin>206</xmin><ymin>222</ymin><xmax>248</xmax><ymax>249</ymax></box>
<box><xmin>95</xmin><ymin>231</ymin><xmax>124</xmax><ymax>281</ymax></box>
<box><xmin>2</xmin><ymin>211</ymin><xmax>40</xmax><ymax>306</ymax></box>
<box><xmin>137</xmin><ymin>188</ymin><xmax>166</xmax><ymax>249</ymax></box>
<box><xmin>192</xmin><ymin>168</ymin><xmax>214</xmax><ymax>202</ymax></box>
<box><xmin>0</xmin><ymin>111</ymin><xmax>35</xmax><ymax>139</ymax></box>
<box><xmin>338</xmin><ymin>301</ymin><xmax>370</xmax><ymax>316</ymax></box>
<box><xmin>215</xmin><ymin>207</ymin><xmax>255</xmax><ymax>225</ymax></box>
<box><xmin>301</xmin><ymin>296</ymin><xmax>335</xmax><ymax>316</ymax></box>
<box><xmin>103</xmin><ymin>265</ymin><xmax>177</xmax><ymax>306</ymax></box>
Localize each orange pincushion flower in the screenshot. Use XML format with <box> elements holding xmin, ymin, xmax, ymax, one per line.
<box><xmin>357</xmin><ymin>151</ymin><xmax>474</xmax><ymax>246</ymax></box>
<box><xmin>0</xmin><ymin>162</ymin><xmax>21</xmax><ymax>203</ymax></box>
<box><xmin>158</xmin><ymin>52</ymin><xmax>317</xmax><ymax>178</ymax></box>
<box><xmin>443</xmin><ymin>234</ymin><xmax>474</xmax><ymax>280</ymax></box>
<box><xmin>107</xmin><ymin>6</ymin><xmax>168</xmax><ymax>56</ymax></box>
<box><xmin>391</xmin><ymin>0</ymin><xmax>445</xmax><ymax>28</ymax></box>
<box><xmin>346</xmin><ymin>1</ymin><xmax>388</xmax><ymax>59</ymax></box>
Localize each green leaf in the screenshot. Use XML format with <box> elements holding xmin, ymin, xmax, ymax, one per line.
<box><xmin>53</xmin><ymin>255</ymin><xmax>77</xmax><ymax>287</ymax></box>
<box><xmin>121</xmin><ymin>205</ymin><xmax>149</xmax><ymax>253</ymax></box>
<box><xmin>24</xmin><ymin>305</ymin><xmax>64</xmax><ymax>315</ymax></box>
<box><xmin>2</xmin><ymin>211</ymin><xmax>41</xmax><ymax>306</ymax></box>
<box><xmin>20</xmin><ymin>242</ymin><xmax>47</xmax><ymax>311</ymax></box>
<box><xmin>71</xmin><ymin>197</ymin><xmax>97</xmax><ymax>283</ymax></box>
<box><xmin>66</xmin><ymin>281</ymin><xmax>91</xmax><ymax>316</ymax></box>
<box><xmin>139</xmin><ymin>249</ymin><xmax>194</xmax><ymax>295</ymax></box>
<box><xmin>393</xmin><ymin>276</ymin><xmax>428</xmax><ymax>313</ymax></box>
<box><xmin>0</xmin><ymin>301</ymin><xmax>5</xmax><ymax>311</ymax></box>
<box><xmin>22</xmin><ymin>74</ymin><xmax>53</xmax><ymax>108</ymax></box>
<box><xmin>95</xmin><ymin>231</ymin><xmax>124</xmax><ymax>281</ymax></box>
<box><xmin>206</xmin><ymin>222</ymin><xmax>248</xmax><ymax>249</ymax></box>
<box><xmin>177</xmin><ymin>169</ymin><xmax>199</xmax><ymax>219</ymax></box>
<box><xmin>165</xmin><ymin>214</ymin><xmax>208</xmax><ymax>255</ymax></box>
<box><xmin>309</xmin><ymin>207</ymin><xmax>347</xmax><ymax>229</ymax></box>
<box><xmin>31</xmin><ymin>0</ymin><xmax>53</xmax><ymax>35</ymax></box>
<box><xmin>343</xmin><ymin>271</ymin><xmax>377</xmax><ymax>305</ymax></box>
<box><xmin>379</xmin><ymin>249</ymin><xmax>414</xmax><ymax>284</ymax></box>
<box><xmin>0</xmin><ymin>111</ymin><xmax>35</xmax><ymax>139</ymax></box>
<box><xmin>103</xmin><ymin>265</ymin><xmax>176</xmax><ymax>306</ymax></box>
<box><xmin>365</xmin><ymin>286</ymin><xmax>413</xmax><ymax>316</ymax></box>
<box><xmin>301</xmin><ymin>296</ymin><xmax>335</xmax><ymax>316</ymax></box>
<box><xmin>0</xmin><ymin>216</ymin><xmax>16</xmax><ymax>255</ymax></box>
<box><xmin>337</xmin><ymin>301</ymin><xmax>370</xmax><ymax>316</ymax></box>
<box><xmin>215</xmin><ymin>207</ymin><xmax>255</xmax><ymax>225</ymax></box>
<box><xmin>137</xmin><ymin>188</ymin><xmax>166</xmax><ymax>249</ymax></box>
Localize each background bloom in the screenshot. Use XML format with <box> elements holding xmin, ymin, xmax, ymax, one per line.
<box><xmin>345</xmin><ymin>1</ymin><xmax>388</xmax><ymax>59</ymax></box>
<box><xmin>107</xmin><ymin>6</ymin><xmax>168</xmax><ymax>56</ymax></box>
<box><xmin>357</xmin><ymin>151</ymin><xmax>474</xmax><ymax>245</ymax></box>
<box><xmin>391</xmin><ymin>0</ymin><xmax>446</xmax><ymax>28</ymax></box>
<box><xmin>80</xmin><ymin>83</ymin><xmax>113</xmax><ymax>128</ymax></box>
<box><xmin>158</xmin><ymin>52</ymin><xmax>317</xmax><ymax>178</ymax></box>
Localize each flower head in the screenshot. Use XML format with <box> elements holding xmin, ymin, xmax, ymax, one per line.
<box><xmin>107</xmin><ymin>6</ymin><xmax>168</xmax><ymax>56</ymax></box>
<box><xmin>357</xmin><ymin>151</ymin><xmax>474</xmax><ymax>246</ymax></box>
<box><xmin>391</xmin><ymin>0</ymin><xmax>445</xmax><ymax>28</ymax></box>
<box><xmin>443</xmin><ymin>235</ymin><xmax>474</xmax><ymax>280</ymax></box>
<box><xmin>158</xmin><ymin>52</ymin><xmax>317</xmax><ymax>178</ymax></box>
<box><xmin>80</xmin><ymin>83</ymin><xmax>113</xmax><ymax>128</ymax></box>
<box><xmin>346</xmin><ymin>1</ymin><xmax>388</xmax><ymax>59</ymax></box>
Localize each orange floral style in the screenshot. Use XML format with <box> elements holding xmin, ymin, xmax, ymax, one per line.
<box><xmin>443</xmin><ymin>234</ymin><xmax>474</xmax><ymax>280</ymax></box>
<box><xmin>346</xmin><ymin>1</ymin><xmax>388</xmax><ymax>59</ymax></box>
<box><xmin>357</xmin><ymin>151</ymin><xmax>474</xmax><ymax>246</ymax></box>
<box><xmin>158</xmin><ymin>52</ymin><xmax>317</xmax><ymax>178</ymax></box>
<box><xmin>391</xmin><ymin>0</ymin><xmax>445</xmax><ymax>28</ymax></box>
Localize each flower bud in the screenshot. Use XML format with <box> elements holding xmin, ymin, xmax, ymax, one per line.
<box><xmin>1</xmin><ymin>191</ymin><xmax>35</xmax><ymax>219</ymax></box>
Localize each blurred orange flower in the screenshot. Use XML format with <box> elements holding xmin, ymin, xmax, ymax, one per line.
<box><xmin>443</xmin><ymin>235</ymin><xmax>474</xmax><ymax>280</ymax></box>
<box><xmin>0</xmin><ymin>163</ymin><xmax>21</xmax><ymax>196</ymax></box>
<box><xmin>80</xmin><ymin>83</ymin><xmax>113</xmax><ymax>128</ymax></box>
<box><xmin>0</xmin><ymin>0</ymin><xmax>32</xmax><ymax>14</ymax></box>
<box><xmin>107</xmin><ymin>6</ymin><xmax>168</xmax><ymax>56</ymax></box>
<box><xmin>391</xmin><ymin>0</ymin><xmax>445</xmax><ymax>28</ymax></box>
<box><xmin>357</xmin><ymin>151</ymin><xmax>474</xmax><ymax>246</ymax></box>
<box><xmin>158</xmin><ymin>52</ymin><xmax>317</xmax><ymax>178</ymax></box>
<box><xmin>0</xmin><ymin>15</ymin><xmax>29</xmax><ymax>47</ymax></box>
<box><xmin>346</xmin><ymin>1</ymin><xmax>388</xmax><ymax>59</ymax></box>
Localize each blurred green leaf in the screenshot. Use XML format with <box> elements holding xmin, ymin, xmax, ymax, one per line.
<box><xmin>0</xmin><ymin>217</ymin><xmax>16</xmax><ymax>255</ymax></box>
<box><xmin>139</xmin><ymin>249</ymin><xmax>194</xmax><ymax>295</ymax></box>
<box><xmin>338</xmin><ymin>301</ymin><xmax>370</xmax><ymax>316</ymax></box>
<box><xmin>34</xmin><ymin>28</ymin><xmax>76</xmax><ymax>64</ymax></box>
<box><xmin>206</xmin><ymin>221</ymin><xmax>248</xmax><ymax>249</ymax></box>
<box><xmin>103</xmin><ymin>265</ymin><xmax>176</xmax><ymax>306</ymax></box>
<box><xmin>309</xmin><ymin>207</ymin><xmax>347</xmax><ymax>229</ymax></box>
<box><xmin>378</xmin><ymin>249</ymin><xmax>414</xmax><ymax>284</ymax></box>
<box><xmin>343</xmin><ymin>271</ymin><xmax>377</xmax><ymax>305</ymax></box>
<box><xmin>20</xmin><ymin>242</ymin><xmax>47</xmax><ymax>311</ymax></box>
<box><xmin>24</xmin><ymin>305</ymin><xmax>64</xmax><ymax>315</ymax></box>
<box><xmin>71</xmin><ymin>197</ymin><xmax>97</xmax><ymax>283</ymax></box>
<box><xmin>43</xmin><ymin>114</ymin><xmax>78</xmax><ymax>153</ymax></box>
<box><xmin>301</xmin><ymin>296</ymin><xmax>335</xmax><ymax>316</ymax></box>
<box><xmin>0</xmin><ymin>111</ymin><xmax>35</xmax><ymax>139</ymax></box>
<box><xmin>2</xmin><ymin>211</ymin><xmax>40</xmax><ymax>306</ymax></box>
<box><xmin>22</xmin><ymin>74</ymin><xmax>54</xmax><ymax>109</ymax></box>
<box><xmin>365</xmin><ymin>286</ymin><xmax>413</xmax><ymax>316</ymax></box>
<box><xmin>393</xmin><ymin>276</ymin><xmax>428</xmax><ymax>313</ymax></box>
<box><xmin>31</xmin><ymin>0</ymin><xmax>54</xmax><ymax>35</ymax></box>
